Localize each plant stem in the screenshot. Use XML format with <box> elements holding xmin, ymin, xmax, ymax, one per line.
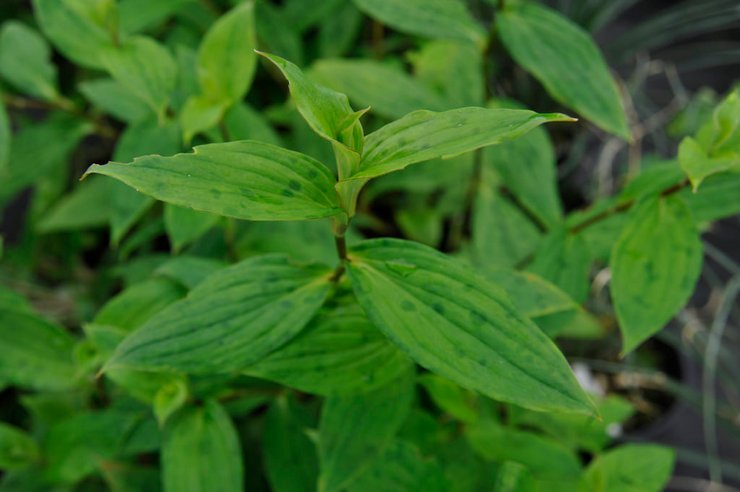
<box><xmin>218</xmin><ymin>119</ymin><xmax>231</xmax><ymax>142</ymax></box>
<box><xmin>331</xmin><ymin>234</ymin><xmax>348</xmax><ymax>282</ymax></box>
<box><xmin>568</xmin><ymin>178</ymin><xmax>689</xmax><ymax>234</ymax></box>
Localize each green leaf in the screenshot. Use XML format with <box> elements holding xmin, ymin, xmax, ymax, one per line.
<box><xmin>319</xmin><ymin>371</ymin><xmax>414</xmax><ymax>492</ymax></box>
<box><xmin>467</xmin><ymin>420</ymin><xmax>582</xmax><ymax>481</ymax></box>
<box><xmin>255</xmin><ymin>1</ymin><xmax>304</xmax><ymax>66</ymax></box>
<box><xmin>179</xmin><ymin>95</ymin><xmax>227</xmax><ymax>144</ymax></box>
<box><xmin>347</xmin><ymin>238</ymin><xmax>594</xmax><ymax>414</ymax></box>
<box><xmin>0</xmin><ymin>307</ymin><xmax>76</xmax><ymax>391</ymax></box>
<box><xmin>245</xmin><ymin>301</ymin><xmax>412</xmax><ymax>395</ymax></box>
<box><xmin>318</xmin><ymin>1</ymin><xmax>363</xmax><ymax>59</ymax></box>
<box><xmin>107</xmin><ymin>255</ymin><xmax>332</xmax><ymax>373</ymax></box>
<box><xmin>311</xmin><ymin>59</ymin><xmax>448</xmax><ymax>120</ymax></box>
<box><xmin>154</xmin><ymin>256</ymin><xmax>226</xmax><ymax>290</ymax></box>
<box><xmin>258</xmin><ymin>52</ymin><xmax>364</xmax><ymax>155</ymax></box>
<box><xmin>610</xmin><ymin>196</ymin><xmax>703</xmax><ymax>353</ymax></box>
<box><xmin>0</xmin><ymin>100</ymin><xmax>8</xmax><ymax>170</ymax></box>
<box><xmin>153</xmin><ymin>379</ymin><xmax>189</xmax><ymax>426</ymax></box>
<box><xmin>84</xmin><ymin>140</ymin><xmax>343</xmax><ymax>221</ymax></box>
<box><xmin>0</xmin><ymin>423</ymin><xmax>40</xmax><ymax>470</ymax></box>
<box><xmin>419</xmin><ymin>374</ymin><xmax>478</xmax><ymax>424</ymax></box>
<box><xmin>94</xmin><ymin>278</ymin><xmax>186</xmax><ymax>332</ymax></box>
<box><xmin>37</xmin><ymin>177</ymin><xmax>113</xmax><ymax>233</ymax></box>
<box><xmin>352</xmin><ymin>107</ymin><xmax>573</xmax><ymax>181</ymax></box>
<box><xmin>0</xmin><ymin>21</ymin><xmax>59</xmax><ymax>101</ymax></box>
<box><xmin>348</xmin><ymin>440</ymin><xmax>448</xmax><ymax>492</ymax></box>
<box><xmin>119</xmin><ymin>0</ymin><xmax>195</xmax><ymax>34</ymax></box>
<box><xmin>352</xmin><ymin>0</ymin><xmax>486</xmax><ymax>48</ymax></box>
<box><xmin>472</xmin><ymin>167</ymin><xmax>542</xmax><ymax>268</ymax></box>
<box><xmin>163</xmin><ymin>400</ymin><xmax>243</xmax><ymax>492</ymax></box>
<box><xmin>497</xmin><ymin>3</ymin><xmax>630</xmax><ymax>139</ymax></box>
<box><xmin>263</xmin><ymin>396</ymin><xmax>319</xmax><ymax>492</ymax></box>
<box><xmin>224</xmin><ymin>102</ymin><xmax>282</xmax><ymax>146</ymax></box>
<box><xmin>410</xmin><ymin>39</ymin><xmax>484</xmax><ymax>108</ymax></box>
<box><xmin>578</xmin><ymin>444</ymin><xmax>674</xmax><ymax>492</ymax></box>
<box><xmin>102</xmin><ymin>36</ymin><xmax>177</xmax><ymax>120</ymax></box>
<box><xmin>78</xmin><ymin>78</ymin><xmax>151</xmax><ymax>123</ymax></box>
<box><xmin>679</xmin><ymin>136</ymin><xmax>739</xmax><ymax>191</ymax></box>
<box><xmin>164</xmin><ymin>204</ymin><xmax>220</xmax><ymax>252</ymax></box>
<box><xmin>197</xmin><ymin>1</ymin><xmax>257</xmax><ymax>104</ymax></box>
<box><xmin>682</xmin><ymin>172</ymin><xmax>740</xmax><ymax>222</ymax></box>
<box><xmin>528</xmin><ymin>229</ymin><xmax>592</xmax><ymax>304</ymax></box>
<box><xmin>32</xmin><ymin>0</ymin><xmax>116</xmax><ymax>69</ymax></box>
<box><xmin>481</xmin><ymin>269</ymin><xmax>576</xmax><ymax>319</ymax></box>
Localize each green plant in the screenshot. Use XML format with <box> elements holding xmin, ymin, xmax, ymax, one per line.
<box><xmin>2</xmin><ymin>0</ymin><xmax>740</xmax><ymax>491</ymax></box>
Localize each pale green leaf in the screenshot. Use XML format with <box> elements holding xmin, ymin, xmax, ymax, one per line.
<box><xmin>107</xmin><ymin>255</ymin><xmax>332</xmax><ymax>373</ymax></box>
<box><xmin>0</xmin><ymin>423</ymin><xmax>40</xmax><ymax>470</ymax></box>
<box><xmin>163</xmin><ymin>400</ymin><xmax>243</xmax><ymax>492</ymax></box>
<box><xmin>84</xmin><ymin>140</ymin><xmax>343</xmax><ymax>221</ymax></box>
<box><xmin>0</xmin><ymin>21</ymin><xmax>58</xmax><ymax>101</ymax></box>
<box><xmin>245</xmin><ymin>301</ymin><xmax>412</xmax><ymax>395</ymax></box>
<box><xmin>352</xmin><ymin>0</ymin><xmax>486</xmax><ymax>48</ymax></box>
<box><xmin>154</xmin><ymin>379</ymin><xmax>189</xmax><ymax>426</ymax></box>
<box><xmin>78</xmin><ymin>78</ymin><xmax>151</xmax><ymax>123</ymax></box>
<box><xmin>352</xmin><ymin>107</ymin><xmax>573</xmax><ymax>180</ymax></box>
<box><xmin>497</xmin><ymin>3</ymin><xmax>630</xmax><ymax>139</ymax></box>
<box><xmin>610</xmin><ymin>196</ymin><xmax>703</xmax><ymax>353</ymax></box>
<box><xmin>179</xmin><ymin>95</ymin><xmax>227</xmax><ymax>144</ymax></box>
<box><xmin>419</xmin><ymin>374</ymin><xmax>478</xmax><ymax>424</ymax></box>
<box><xmin>467</xmin><ymin>420</ymin><xmax>581</xmax><ymax>481</ymax></box>
<box><xmin>32</xmin><ymin>0</ymin><xmax>116</xmax><ymax>69</ymax></box>
<box><xmin>164</xmin><ymin>204</ymin><xmax>220</xmax><ymax>252</ymax></box>
<box><xmin>263</xmin><ymin>396</ymin><xmax>319</xmax><ymax>492</ymax></box>
<box><xmin>197</xmin><ymin>1</ymin><xmax>256</xmax><ymax>104</ymax></box>
<box><xmin>102</xmin><ymin>36</ymin><xmax>177</xmax><ymax>119</ymax></box>
<box><xmin>578</xmin><ymin>444</ymin><xmax>674</xmax><ymax>492</ymax></box>
<box><xmin>319</xmin><ymin>371</ymin><xmax>414</xmax><ymax>492</ymax></box>
<box><xmin>347</xmin><ymin>238</ymin><xmax>594</xmax><ymax>414</ymax></box>
<box><xmin>410</xmin><ymin>39</ymin><xmax>484</xmax><ymax>108</ymax></box>
<box><xmin>0</xmin><ymin>307</ymin><xmax>76</xmax><ymax>391</ymax></box>
<box><xmin>679</xmin><ymin>136</ymin><xmax>739</xmax><ymax>191</ymax></box>
<box><xmin>224</xmin><ymin>102</ymin><xmax>282</xmax><ymax>145</ymax></box>
<box><xmin>312</xmin><ymin>59</ymin><xmax>448</xmax><ymax>120</ymax></box>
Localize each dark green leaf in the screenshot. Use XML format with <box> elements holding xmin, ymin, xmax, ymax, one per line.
<box><xmin>347</xmin><ymin>238</ymin><xmax>594</xmax><ymax>414</ymax></box>
<box><xmin>0</xmin><ymin>100</ymin><xmax>8</xmax><ymax>170</ymax></box>
<box><xmin>419</xmin><ymin>374</ymin><xmax>478</xmax><ymax>424</ymax></box>
<box><xmin>245</xmin><ymin>302</ymin><xmax>412</xmax><ymax>395</ymax></box>
<box><xmin>578</xmin><ymin>444</ymin><xmax>674</xmax><ymax>492</ymax></box>
<box><xmin>352</xmin><ymin>108</ymin><xmax>573</xmax><ymax>180</ymax></box>
<box><xmin>410</xmin><ymin>40</ymin><xmax>484</xmax><ymax>108</ymax></box>
<box><xmin>154</xmin><ymin>256</ymin><xmax>226</xmax><ymax>290</ymax></box>
<box><xmin>85</xmin><ymin>140</ymin><xmax>343</xmax><ymax>221</ymax></box>
<box><xmin>107</xmin><ymin>255</ymin><xmax>332</xmax><ymax>373</ymax></box>
<box><xmin>528</xmin><ymin>229</ymin><xmax>591</xmax><ymax>303</ymax></box>
<box><xmin>119</xmin><ymin>0</ymin><xmax>195</xmax><ymax>34</ymax></box>
<box><xmin>352</xmin><ymin>0</ymin><xmax>486</xmax><ymax>48</ymax></box>
<box><xmin>0</xmin><ymin>423</ymin><xmax>40</xmax><ymax>470</ymax></box>
<box><xmin>0</xmin><ymin>21</ymin><xmax>58</xmax><ymax>101</ymax></box>
<box><xmin>163</xmin><ymin>400</ymin><xmax>242</xmax><ymax>492</ymax></box>
<box><xmin>610</xmin><ymin>196</ymin><xmax>703</xmax><ymax>353</ymax></box>
<box><xmin>94</xmin><ymin>278</ymin><xmax>186</xmax><ymax>332</ymax></box>
<box><xmin>497</xmin><ymin>3</ymin><xmax>629</xmax><ymax>139</ymax></box>
<box><xmin>319</xmin><ymin>371</ymin><xmax>414</xmax><ymax>492</ymax></box>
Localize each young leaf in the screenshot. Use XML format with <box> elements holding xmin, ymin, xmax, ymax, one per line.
<box><xmin>32</xmin><ymin>0</ymin><xmax>116</xmax><ymax>69</ymax></box>
<box><xmin>497</xmin><ymin>3</ymin><xmax>630</xmax><ymax>139</ymax></box>
<box><xmin>0</xmin><ymin>423</ymin><xmax>40</xmax><ymax>470</ymax></box>
<box><xmin>107</xmin><ymin>255</ymin><xmax>332</xmax><ymax>373</ymax></box>
<box><xmin>258</xmin><ymin>52</ymin><xmax>363</xmax><ymax>154</ymax></box>
<box><xmin>154</xmin><ymin>379</ymin><xmax>189</xmax><ymax>426</ymax></box>
<box><xmin>197</xmin><ymin>1</ymin><xmax>257</xmax><ymax>104</ymax></box>
<box><xmin>678</xmin><ymin>136</ymin><xmax>739</xmax><ymax>191</ymax></box>
<box><xmin>164</xmin><ymin>204</ymin><xmax>220</xmax><ymax>252</ymax></box>
<box><xmin>578</xmin><ymin>444</ymin><xmax>675</xmax><ymax>492</ymax></box>
<box><xmin>84</xmin><ymin>140</ymin><xmax>343</xmax><ymax>221</ymax></box>
<box><xmin>163</xmin><ymin>400</ymin><xmax>243</xmax><ymax>492</ymax></box>
<box><xmin>0</xmin><ymin>21</ymin><xmax>59</xmax><ymax>102</ymax></box>
<box><xmin>263</xmin><ymin>396</ymin><xmax>319</xmax><ymax>492</ymax></box>
<box><xmin>319</xmin><ymin>371</ymin><xmax>414</xmax><ymax>492</ymax></box>
<box><xmin>101</xmin><ymin>36</ymin><xmax>177</xmax><ymax>120</ymax></box>
<box><xmin>351</xmin><ymin>107</ymin><xmax>573</xmax><ymax>180</ymax></box>
<box><xmin>352</xmin><ymin>0</ymin><xmax>487</xmax><ymax>48</ymax></box>
<box><xmin>347</xmin><ymin>238</ymin><xmax>594</xmax><ymax>415</ymax></box>
<box><xmin>244</xmin><ymin>302</ymin><xmax>412</xmax><ymax>395</ymax></box>
<box><xmin>311</xmin><ymin>59</ymin><xmax>448</xmax><ymax>120</ymax></box>
<box><xmin>610</xmin><ymin>196</ymin><xmax>703</xmax><ymax>353</ymax></box>
<box><xmin>0</xmin><ymin>308</ymin><xmax>76</xmax><ymax>391</ymax></box>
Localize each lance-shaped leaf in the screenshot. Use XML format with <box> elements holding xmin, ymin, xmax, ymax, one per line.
<box><xmin>347</xmin><ymin>238</ymin><xmax>594</xmax><ymax>415</ymax></box>
<box><xmin>84</xmin><ymin>140</ymin><xmax>343</xmax><ymax>221</ymax></box>
<box><xmin>352</xmin><ymin>0</ymin><xmax>487</xmax><ymax>48</ymax></box>
<box><xmin>610</xmin><ymin>196</ymin><xmax>703</xmax><ymax>354</ymax></box>
<box><xmin>0</xmin><ymin>21</ymin><xmax>59</xmax><ymax>102</ymax></box>
<box><xmin>101</xmin><ymin>36</ymin><xmax>177</xmax><ymax>119</ymax></box>
<box><xmin>258</xmin><ymin>52</ymin><xmax>363</xmax><ymax>154</ymax></box>
<box><xmin>106</xmin><ymin>255</ymin><xmax>333</xmax><ymax>373</ymax></box>
<box><xmin>350</xmin><ymin>107</ymin><xmax>573</xmax><ymax>181</ymax></box>
<box><xmin>245</xmin><ymin>302</ymin><xmax>412</xmax><ymax>395</ymax></box>
<box><xmin>163</xmin><ymin>400</ymin><xmax>243</xmax><ymax>492</ymax></box>
<box><xmin>319</xmin><ymin>370</ymin><xmax>414</xmax><ymax>492</ymax></box>
<box><xmin>197</xmin><ymin>1</ymin><xmax>257</xmax><ymax>104</ymax></box>
<box><xmin>497</xmin><ymin>3</ymin><xmax>630</xmax><ymax>139</ymax></box>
